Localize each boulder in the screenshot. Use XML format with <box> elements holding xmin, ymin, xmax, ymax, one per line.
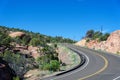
<box><xmin>9</xmin><ymin>32</ymin><xmax>25</xmax><ymax>38</ymax></box>
<box><xmin>28</xmin><ymin>46</ymin><xmax>40</xmax><ymax>59</ymax></box>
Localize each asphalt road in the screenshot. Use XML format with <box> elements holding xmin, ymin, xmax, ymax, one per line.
<box><xmin>42</xmin><ymin>44</ymin><xmax>120</xmax><ymax>80</ymax></box>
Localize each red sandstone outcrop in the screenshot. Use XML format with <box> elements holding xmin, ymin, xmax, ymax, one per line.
<box><xmin>9</xmin><ymin>32</ymin><xmax>25</xmax><ymax>38</ymax></box>
<box><xmin>75</xmin><ymin>39</ymin><xmax>99</xmax><ymax>49</ymax></box>
<box><xmin>75</xmin><ymin>39</ymin><xmax>86</xmax><ymax>47</ymax></box>
<box><xmin>86</xmin><ymin>40</ymin><xmax>99</xmax><ymax>49</ymax></box>
<box><xmin>28</xmin><ymin>46</ymin><xmax>41</xmax><ymax>59</ymax></box>
<box><xmin>13</xmin><ymin>44</ymin><xmax>41</xmax><ymax>59</ymax></box>
<box><xmin>76</xmin><ymin>30</ymin><xmax>120</xmax><ymax>54</ymax></box>
<box><xmin>105</xmin><ymin>30</ymin><xmax>120</xmax><ymax>53</ymax></box>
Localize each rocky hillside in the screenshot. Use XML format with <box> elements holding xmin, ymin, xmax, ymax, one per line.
<box><xmin>0</xmin><ymin>26</ymin><xmax>76</xmax><ymax>80</ymax></box>
<box><xmin>105</xmin><ymin>30</ymin><xmax>120</xmax><ymax>53</ymax></box>
<box><xmin>76</xmin><ymin>30</ymin><xmax>120</xmax><ymax>54</ymax></box>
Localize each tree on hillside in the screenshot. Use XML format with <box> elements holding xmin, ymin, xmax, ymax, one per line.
<box><xmin>85</xmin><ymin>30</ymin><xmax>94</xmax><ymax>39</ymax></box>
<box><xmin>21</xmin><ymin>35</ymin><xmax>31</xmax><ymax>45</ymax></box>
<box><xmin>29</xmin><ymin>38</ymin><xmax>41</xmax><ymax>46</ymax></box>
<box><xmin>99</xmin><ymin>33</ymin><xmax>110</xmax><ymax>41</ymax></box>
<box><xmin>93</xmin><ymin>31</ymin><xmax>102</xmax><ymax>39</ymax></box>
<box><xmin>0</xmin><ymin>32</ymin><xmax>12</xmax><ymax>47</ymax></box>
<box><xmin>85</xmin><ymin>29</ymin><xmax>110</xmax><ymax>41</ymax></box>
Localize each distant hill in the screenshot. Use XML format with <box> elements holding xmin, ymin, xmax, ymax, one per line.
<box><xmin>0</xmin><ymin>26</ymin><xmax>76</xmax><ymax>45</ymax></box>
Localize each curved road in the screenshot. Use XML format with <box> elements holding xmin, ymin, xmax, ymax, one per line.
<box><xmin>42</xmin><ymin>44</ymin><xmax>120</xmax><ymax>80</ymax></box>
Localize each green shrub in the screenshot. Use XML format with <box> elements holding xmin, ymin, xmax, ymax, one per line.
<box><xmin>117</xmin><ymin>51</ymin><xmax>120</xmax><ymax>55</ymax></box>
<box><xmin>86</xmin><ymin>38</ymin><xmax>90</xmax><ymax>42</ymax></box>
<box><xmin>49</xmin><ymin>60</ymin><xmax>60</xmax><ymax>71</ymax></box>
<box><xmin>42</xmin><ymin>63</ymin><xmax>50</xmax><ymax>70</ymax></box>
<box><xmin>13</xmin><ymin>76</ymin><xmax>20</xmax><ymax>80</ymax></box>
<box><xmin>29</xmin><ymin>38</ymin><xmax>41</xmax><ymax>46</ymax></box>
<box><xmin>40</xmin><ymin>60</ymin><xmax>60</xmax><ymax>71</ymax></box>
<box><xmin>85</xmin><ymin>30</ymin><xmax>110</xmax><ymax>41</ymax></box>
<box><xmin>36</xmin><ymin>54</ymin><xmax>60</xmax><ymax>71</ymax></box>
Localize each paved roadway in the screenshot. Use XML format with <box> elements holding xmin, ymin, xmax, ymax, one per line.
<box><xmin>42</xmin><ymin>44</ymin><xmax>120</xmax><ymax>80</ymax></box>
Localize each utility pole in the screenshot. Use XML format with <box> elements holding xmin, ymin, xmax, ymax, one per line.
<box><xmin>101</xmin><ymin>25</ymin><xmax>103</xmax><ymax>33</ymax></box>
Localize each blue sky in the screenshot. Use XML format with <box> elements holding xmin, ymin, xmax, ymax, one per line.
<box><xmin>0</xmin><ymin>0</ymin><xmax>120</xmax><ymax>40</ymax></box>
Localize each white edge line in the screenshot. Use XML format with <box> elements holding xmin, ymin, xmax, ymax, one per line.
<box><xmin>50</xmin><ymin>48</ymin><xmax>90</xmax><ymax>80</ymax></box>
<box><xmin>113</xmin><ymin>76</ymin><xmax>120</xmax><ymax>80</ymax></box>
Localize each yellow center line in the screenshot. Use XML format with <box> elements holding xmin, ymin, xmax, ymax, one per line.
<box><xmin>79</xmin><ymin>53</ymin><xmax>108</xmax><ymax>80</ymax></box>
